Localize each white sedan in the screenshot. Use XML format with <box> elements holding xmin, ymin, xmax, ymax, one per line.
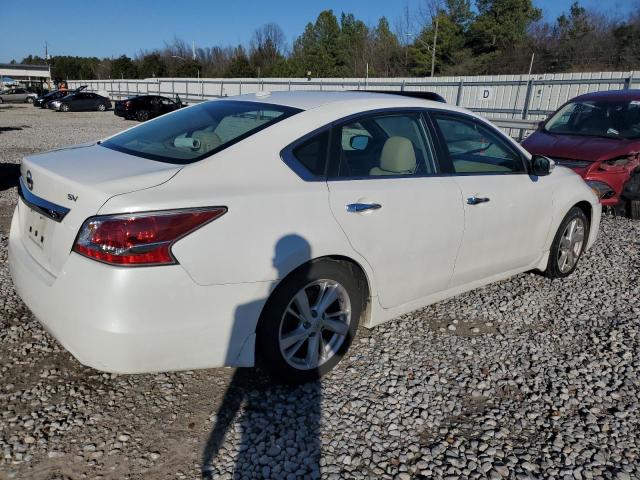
<box><xmin>9</xmin><ymin>91</ymin><xmax>601</xmax><ymax>383</ymax></box>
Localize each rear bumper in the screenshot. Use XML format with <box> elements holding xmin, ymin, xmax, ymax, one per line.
<box><xmin>8</xmin><ymin>209</ymin><xmax>270</xmax><ymax>374</ymax></box>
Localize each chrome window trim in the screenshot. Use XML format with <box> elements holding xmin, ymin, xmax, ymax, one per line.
<box><xmin>18</xmin><ymin>177</ymin><xmax>70</xmax><ymax>222</ymax></box>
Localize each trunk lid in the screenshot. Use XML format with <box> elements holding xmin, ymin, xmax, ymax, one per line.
<box><xmin>18</xmin><ymin>142</ymin><xmax>181</xmax><ymax>277</ymax></box>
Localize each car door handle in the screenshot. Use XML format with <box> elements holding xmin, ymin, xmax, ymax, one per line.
<box><xmin>346</xmin><ymin>203</ymin><xmax>382</xmax><ymax>213</ymax></box>
<box><xmin>467</xmin><ymin>196</ymin><xmax>490</xmax><ymax>205</ymax></box>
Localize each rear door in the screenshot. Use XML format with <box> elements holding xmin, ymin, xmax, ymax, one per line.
<box><xmin>430</xmin><ymin>112</ymin><xmax>553</xmax><ymax>287</ymax></box>
<box><xmin>326</xmin><ymin>110</ymin><xmax>464</xmax><ymax>309</ymax></box>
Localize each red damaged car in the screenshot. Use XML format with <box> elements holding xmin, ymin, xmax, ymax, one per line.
<box><xmin>523</xmin><ymin>90</ymin><xmax>640</xmax><ymax>219</ymax></box>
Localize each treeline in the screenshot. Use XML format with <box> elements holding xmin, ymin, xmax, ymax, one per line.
<box><xmin>16</xmin><ymin>0</ymin><xmax>640</xmax><ymax>80</ymax></box>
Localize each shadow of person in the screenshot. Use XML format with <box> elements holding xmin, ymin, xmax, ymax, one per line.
<box><xmin>202</xmin><ymin>234</ymin><xmax>322</xmax><ymax>479</ymax></box>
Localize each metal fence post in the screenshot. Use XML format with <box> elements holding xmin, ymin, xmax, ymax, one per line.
<box><xmin>456</xmin><ymin>80</ymin><xmax>464</xmax><ymax>106</ymax></box>
<box><xmin>401</xmin><ymin>80</ymin><xmax>405</xmax><ymax>92</ymax></box>
<box><xmin>172</xmin><ymin>80</ymin><xmax>175</xmax><ymax>98</ymax></box>
<box><xmin>201</xmin><ymin>80</ymin><xmax>205</xmax><ymax>100</ymax></box>
<box><xmin>522</xmin><ymin>79</ymin><xmax>534</xmax><ymax>120</ymax></box>
<box><xmin>289</xmin><ymin>79</ymin><xmax>292</xmax><ymax>91</ymax></box>
<box><xmin>220</xmin><ymin>81</ymin><xmax>224</xmax><ymax>98</ymax></box>
<box><xmin>624</xmin><ymin>73</ymin><xmax>634</xmax><ymax>90</ymax></box>
<box><xmin>239</xmin><ymin>80</ymin><xmax>242</xmax><ymax>96</ymax></box>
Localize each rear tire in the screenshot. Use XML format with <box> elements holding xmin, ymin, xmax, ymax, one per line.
<box><xmin>60</xmin><ymin>104</ymin><xmax>70</xmax><ymax>112</ymax></box>
<box><xmin>256</xmin><ymin>260</ymin><xmax>363</xmax><ymax>384</ymax></box>
<box><xmin>26</xmin><ymin>97</ymin><xmax>34</xmax><ymax>104</ymax></box>
<box><xmin>545</xmin><ymin>207</ymin><xmax>589</xmax><ymax>279</ymax></box>
<box><xmin>97</xmin><ymin>103</ymin><xmax>107</xmax><ymax>112</ymax></box>
<box><xmin>136</xmin><ymin>110</ymin><xmax>150</xmax><ymax>121</ymax></box>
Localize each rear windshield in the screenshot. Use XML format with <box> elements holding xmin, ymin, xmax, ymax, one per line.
<box><xmin>102</xmin><ymin>100</ymin><xmax>301</xmax><ymax>164</ymax></box>
<box><xmin>545</xmin><ymin>99</ymin><xmax>640</xmax><ymax>140</ymax></box>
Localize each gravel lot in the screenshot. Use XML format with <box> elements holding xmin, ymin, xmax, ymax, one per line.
<box><xmin>1</xmin><ymin>104</ymin><xmax>639</xmax><ymax>480</ymax></box>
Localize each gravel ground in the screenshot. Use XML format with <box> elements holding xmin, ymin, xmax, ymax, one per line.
<box><xmin>1</xmin><ymin>104</ymin><xmax>639</xmax><ymax>480</ymax></box>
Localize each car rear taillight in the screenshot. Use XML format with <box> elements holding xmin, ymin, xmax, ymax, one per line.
<box><xmin>72</xmin><ymin>208</ymin><xmax>226</xmax><ymax>266</ymax></box>
<box><xmin>124</xmin><ymin>100</ymin><xmax>131</xmax><ymax>109</ymax></box>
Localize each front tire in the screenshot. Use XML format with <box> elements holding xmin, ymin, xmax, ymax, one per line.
<box><xmin>26</xmin><ymin>97</ymin><xmax>34</xmax><ymax>104</ymax></box>
<box><xmin>629</xmin><ymin>200</ymin><xmax>640</xmax><ymax>220</ymax></box>
<box><xmin>256</xmin><ymin>260</ymin><xmax>364</xmax><ymax>384</ymax></box>
<box><xmin>545</xmin><ymin>207</ymin><xmax>588</xmax><ymax>279</ymax></box>
<box><xmin>97</xmin><ymin>103</ymin><xmax>107</xmax><ymax>112</ymax></box>
<box><xmin>60</xmin><ymin>104</ymin><xmax>70</xmax><ymax>112</ymax></box>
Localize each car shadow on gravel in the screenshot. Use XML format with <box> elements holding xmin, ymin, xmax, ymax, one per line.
<box><xmin>0</xmin><ymin>163</ymin><xmax>20</xmax><ymax>191</ymax></box>
<box><xmin>201</xmin><ymin>234</ymin><xmax>322</xmax><ymax>479</ymax></box>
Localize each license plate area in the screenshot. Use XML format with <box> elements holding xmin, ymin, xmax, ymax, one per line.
<box><xmin>25</xmin><ymin>208</ymin><xmax>49</xmax><ymax>249</ymax></box>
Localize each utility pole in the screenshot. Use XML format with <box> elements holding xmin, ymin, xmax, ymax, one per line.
<box><xmin>44</xmin><ymin>41</ymin><xmax>51</xmax><ymax>90</ymax></box>
<box><xmin>430</xmin><ymin>16</ymin><xmax>439</xmax><ymax>78</ymax></box>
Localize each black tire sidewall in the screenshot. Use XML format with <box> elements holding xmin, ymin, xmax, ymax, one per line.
<box><xmin>629</xmin><ymin>200</ymin><xmax>640</xmax><ymax>220</ymax></box>
<box><xmin>546</xmin><ymin>207</ymin><xmax>589</xmax><ymax>278</ymax></box>
<box><xmin>256</xmin><ymin>260</ymin><xmax>363</xmax><ymax>384</ymax></box>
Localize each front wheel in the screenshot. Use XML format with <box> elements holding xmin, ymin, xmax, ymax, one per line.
<box><xmin>26</xmin><ymin>97</ymin><xmax>34</xmax><ymax>104</ymax></box>
<box><xmin>545</xmin><ymin>207</ymin><xmax>588</xmax><ymax>279</ymax></box>
<box><xmin>256</xmin><ymin>260</ymin><xmax>364</xmax><ymax>384</ymax></box>
<box><xmin>97</xmin><ymin>103</ymin><xmax>107</xmax><ymax>112</ymax></box>
<box><xmin>60</xmin><ymin>104</ymin><xmax>70</xmax><ymax>112</ymax></box>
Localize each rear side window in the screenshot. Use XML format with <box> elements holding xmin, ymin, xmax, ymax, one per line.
<box><xmin>102</xmin><ymin>100</ymin><xmax>301</xmax><ymax>164</ymax></box>
<box><xmin>291</xmin><ymin>131</ymin><xmax>329</xmax><ymax>177</ymax></box>
<box><xmin>331</xmin><ymin>112</ymin><xmax>436</xmax><ymax>178</ymax></box>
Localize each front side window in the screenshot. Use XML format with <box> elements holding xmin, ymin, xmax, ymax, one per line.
<box><xmin>434</xmin><ymin>114</ymin><xmax>525</xmax><ymax>174</ymax></box>
<box><xmin>102</xmin><ymin>100</ymin><xmax>301</xmax><ymax>164</ymax></box>
<box><xmin>331</xmin><ymin>112</ymin><xmax>436</xmax><ymax>178</ymax></box>
<box><xmin>545</xmin><ymin>99</ymin><xmax>640</xmax><ymax>140</ymax></box>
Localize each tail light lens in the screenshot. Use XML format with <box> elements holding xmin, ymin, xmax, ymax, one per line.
<box><xmin>72</xmin><ymin>207</ymin><xmax>226</xmax><ymax>266</ymax></box>
<box><xmin>124</xmin><ymin>100</ymin><xmax>131</xmax><ymax>109</ymax></box>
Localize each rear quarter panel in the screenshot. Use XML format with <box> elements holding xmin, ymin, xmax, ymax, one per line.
<box><xmin>97</xmin><ymin>108</ymin><xmax>378</xmax><ymax>290</ymax></box>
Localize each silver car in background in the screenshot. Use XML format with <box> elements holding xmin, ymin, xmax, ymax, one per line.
<box><xmin>0</xmin><ymin>88</ymin><xmax>37</xmax><ymax>104</ymax></box>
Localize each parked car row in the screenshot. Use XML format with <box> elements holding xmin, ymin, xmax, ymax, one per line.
<box><xmin>34</xmin><ymin>89</ymin><xmax>112</xmax><ymax>112</ymax></box>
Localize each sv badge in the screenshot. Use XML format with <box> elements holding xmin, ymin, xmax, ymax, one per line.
<box><xmin>67</xmin><ymin>194</ymin><xmax>78</xmax><ymax>202</ymax></box>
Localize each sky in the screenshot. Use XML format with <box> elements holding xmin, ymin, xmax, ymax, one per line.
<box><xmin>0</xmin><ymin>0</ymin><xmax>635</xmax><ymax>63</ymax></box>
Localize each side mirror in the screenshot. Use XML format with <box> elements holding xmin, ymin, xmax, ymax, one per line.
<box><xmin>349</xmin><ymin>135</ymin><xmax>369</xmax><ymax>151</ymax></box>
<box><xmin>530</xmin><ymin>155</ymin><xmax>555</xmax><ymax>176</ymax></box>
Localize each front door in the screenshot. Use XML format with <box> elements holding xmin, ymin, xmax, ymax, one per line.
<box><xmin>430</xmin><ymin>112</ymin><xmax>553</xmax><ymax>287</ymax></box>
<box><xmin>327</xmin><ymin>110</ymin><xmax>465</xmax><ymax>309</ymax></box>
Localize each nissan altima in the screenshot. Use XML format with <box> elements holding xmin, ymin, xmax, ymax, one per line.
<box><xmin>8</xmin><ymin>91</ymin><xmax>601</xmax><ymax>383</ymax></box>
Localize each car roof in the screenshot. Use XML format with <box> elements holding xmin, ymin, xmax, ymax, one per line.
<box><xmin>572</xmin><ymin>89</ymin><xmax>640</xmax><ymax>102</ymax></box>
<box><xmin>222</xmin><ymin>90</ymin><xmax>456</xmax><ymax>112</ymax></box>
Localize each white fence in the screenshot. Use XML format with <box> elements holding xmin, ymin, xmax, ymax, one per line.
<box><xmin>68</xmin><ymin>71</ymin><xmax>636</xmax><ymax>139</ymax></box>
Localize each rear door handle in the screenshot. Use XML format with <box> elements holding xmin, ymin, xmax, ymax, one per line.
<box><xmin>346</xmin><ymin>203</ymin><xmax>382</xmax><ymax>213</ymax></box>
<box><xmin>466</xmin><ymin>196</ymin><xmax>490</xmax><ymax>205</ymax></box>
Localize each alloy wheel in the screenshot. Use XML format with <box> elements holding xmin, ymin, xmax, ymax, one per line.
<box><xmin>278</xmin><ymin>279</ymin><xmax>351</xmax><ymax>370</ymax></box>
<box><xmin>557</xmin><ymin>217</ymin><xmax>585</xmax><ymax>273</ymax></box>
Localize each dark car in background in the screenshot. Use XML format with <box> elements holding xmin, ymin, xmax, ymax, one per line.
<box><xmin>49</xmin><ymin>91</ymin><xmax>112</xmax><ymax>112</ymax></box>
<box><xmin>523</xmin><ymin>89</ymin><xmax>640</xmax><ymax>219</ymax></box>
<box><xmin>34</xmin><ymin>86</ymin><xmax>87</xmax><ymax>108</ymax></box>
<box><xmin>114</xmin><ymin>95</ymin><xmax>183</xmax><ymax>121</ymax></box>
